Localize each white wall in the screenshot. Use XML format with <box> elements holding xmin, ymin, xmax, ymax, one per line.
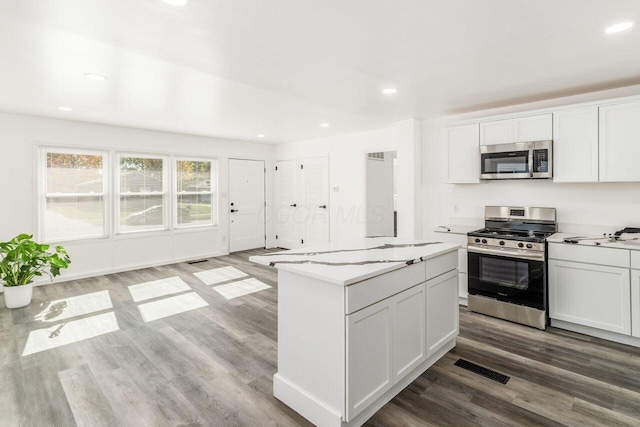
<box><xmin>0</xmin><ymin>112</ymin><xmax>274</xmax><ymax>283</ymax></box>
<box><xmin>422</xmin><ymin>84</ymin><xmax>640</xmax><ymax>239</ymax></box>
<box><xmin>275</xmin><ymin>127</ymin><xmax>397</xmax><ymax>241</ymax></box>
<box><xmin>365</xmin><ymin>151</ymin><xmax>395</xmax><ymax>237</ymax></box>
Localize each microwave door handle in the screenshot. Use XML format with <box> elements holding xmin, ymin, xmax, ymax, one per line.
<box><xmin>529</xmin><ymin>149</ymin><xmax>534</xmax><ymax>177</ymax></box>
<box><xmin>468</xmin><ymin>245</ymin><xmax>545</xmax><ymax>261</ymax></box>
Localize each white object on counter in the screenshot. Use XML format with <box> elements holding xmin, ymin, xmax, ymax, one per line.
<box><xmin>251</xmin><ymin>238</ymin><xmax>459</xmax><ymax>427</ymax></box>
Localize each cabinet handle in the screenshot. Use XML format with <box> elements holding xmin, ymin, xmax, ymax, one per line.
<box><xmin>290</xmin><ymin>204</ymin><xmax>297</xmax><ymax>207</ymax></box>
<box><xmin>231</xmin><ymin>209</ymin><xmax>239</xmax><ymax>213</ymax></box>
<box><xmin>318</xmin><ymin>205</ymin><xmax>327</xmax><ymax>209</ymax></box>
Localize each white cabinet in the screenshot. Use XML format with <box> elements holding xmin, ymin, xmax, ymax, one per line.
<box><xmin>480</xmin><ymin>114</ymin><xmax>552</xmax><ymax>145</ymax></box>
<box><xmin>480</xmin><ymin>119</ymin><xmax>512</xmax><ymax>145</ymax></box>
<box><xmin>346</xmin><ymin>297</ymin><xmax>393</xmax><ymax>420</ymax></box>
<box><xmin>426</xmin><ymin>269</ymin><xmax>459</xmax><ymax>357</ymax></box>
<box><xmin>392</xmin><ymin>284</ymin><xmax>426</xmax><ymax>379</ymax></box>
<box><xmin>549</xmin><ymin>259</ymin><xmax>631</xmax><ymax>335</ymax></box>
<box><xmin>553</xmin><ymin>106</ymin><xmax>599</xmax><ymax>182</ymax></box>
<box><xmin>444</xmin><ymin>124</ymin><xmax>479</xmax><ymax>184</ymax></box>
<box><xmin>632</xmin><ymin>270</ymin><xmax>640</xmax><ymax>339</ymax></box>
<box><xmin>599</xmin><ymin>101</ymin><xmax>640</xmax><ymax>182</ymax></box>
<box><xmin>513</xmin><ymin>114</ymin><xmax>552</xmax><ymax>142</ymax></box>
<box><xmin>434</xmin><ymin>230</ymin><xmax>469</xmax><ymax>304</ymax></box>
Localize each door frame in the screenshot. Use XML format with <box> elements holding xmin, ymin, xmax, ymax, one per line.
<box><xmin>228</xmin><ymin>158</ymin><xmax>267</xmax><ymax>252</ymax></box>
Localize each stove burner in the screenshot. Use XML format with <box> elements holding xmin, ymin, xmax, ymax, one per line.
<box><xmin>468</xmin><ymin>228</ymin><xmax>553</xmax><ymax>243</ymax></box>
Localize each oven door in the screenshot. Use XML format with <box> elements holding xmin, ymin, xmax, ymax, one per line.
<box><xmin>467</xmin><ymin>245</ymin><xmax>546</xmax><ymax>310</ymax></box>
<box><xmin>480</xmin><ymin>142</ymin><xmax>533</xmax><ymax>179</ymax></box>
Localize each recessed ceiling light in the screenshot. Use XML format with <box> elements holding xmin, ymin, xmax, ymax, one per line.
<box><xmin>320</xmin><ymin>123</ymin><xmax>330</xmax><ymax>128</ymax></box>
<box><xmin>84</xmin><ymin>73</ymin><xmax>108</xmax><ymax>81</ymax></box>
<box><xmin>382</xmin><ymin>88</ymin><xmax>398</xmax><ymax>95</ymax></box>
<box><xmin>605</xmin><ymin>22</ymin><xmax>634</xmax><ymax>33</ymax></box>
<box><xmin>58</xmin><ymin>106</ymin><xmax>72</xmax><ymax>111</ymax></box>
<box><xmin>162</xmin><ymin>0</ymin><xmax>189</xmax><ymax>6</ymax></box>
<box><xmin>257</xmin><ymin>134</ymin><xmax>265</xmax><ymax>138</ymax></box>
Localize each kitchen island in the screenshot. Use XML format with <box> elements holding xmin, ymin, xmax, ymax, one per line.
<box><xmin>250</xmin><ymin>238</ymin><xmax>460</xmax><ymax>427</ymax></box>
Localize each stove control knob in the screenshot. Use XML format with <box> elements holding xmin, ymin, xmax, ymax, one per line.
<box><xmin>526</xmin><ymin>243</ymin><xmax>533</xmax><ymax>249</ymax></box>
<box><xmin>481</xmin><ymin>239</ymin><xmax>487</xmax><ymax>244</ymax></box>
<box><xmin>499</xmin><ymin>241</ymin><xmax>505</xmax><ymax>246</ymax></box>
<box><xmin>518</xmin><ymin>243</ymin><xmax>524</xmax><ymax>248</ymax></box>
<box><xmin>475</xmin><ymin>238</ymin><xmax>480</xmax><ymax>243</ymax></box>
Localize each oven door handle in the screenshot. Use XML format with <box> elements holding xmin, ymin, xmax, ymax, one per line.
<box><xmin>468</xmin><ymin>245</ymin><xmax>545</xmax><ymax>261</ymax></box>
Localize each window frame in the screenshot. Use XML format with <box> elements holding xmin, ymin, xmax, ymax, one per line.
<box><xmin>115</xmin><ymin>153</ymin><xmax>170</xmax><ymax>235</ymax></box>
<box><xmin>39</xmin><ymin>147</ymin><xmax>110</xmax><ymax>244</ymax></box>
<box><xmin>174</xmin><ymin>157</ymin><xmax>218</xmax><ymax>229</ymax></box>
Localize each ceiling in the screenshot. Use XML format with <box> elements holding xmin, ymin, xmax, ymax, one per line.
<box><xmin>1</xmin><ymin>0</ymin><xmax>639</xmax><ymax>143</ymax></box>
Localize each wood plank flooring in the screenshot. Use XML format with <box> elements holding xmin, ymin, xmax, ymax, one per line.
<box><xmin>1</xmin><ymin>248</ymin><xmax>640</xmax><ymax>426</ymax></box>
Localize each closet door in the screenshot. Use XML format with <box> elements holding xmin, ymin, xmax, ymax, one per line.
<box><xmin>301</xmin><ymin>156</ymin><xmax>329</xmax><ymax>245</ymax></box>
<box><xmin>275</xmin><ymin>160</ymin><xmax>300</xmax><ymax>249</ymax></box>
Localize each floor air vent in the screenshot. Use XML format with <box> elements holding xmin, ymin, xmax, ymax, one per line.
<box><xmin>187</xmin><ymin>259</ymin><xmax>209</xmax><ymax>265</ymax></box>
<box><xmin>454</xmin><ymin>359</ymin><xmax>510</xmax><ymax>384</ymax></box>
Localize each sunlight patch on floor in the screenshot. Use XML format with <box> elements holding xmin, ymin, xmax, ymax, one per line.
<box><xmin>22</xmin><ymin>312</ymin><xmax>120</xmax><ymax>356</ymax></box>
<box><xmin>194</xmin><ymin>266</ymin><xmax>248</xmax><ymax>285</ymax></box>
<box><xmin>34</xmin><ymin>290</ymin><xmax>113</xmax><ymax>323</ymax></box>
<box><xmin>212</xmin><ymin>278</ymin><xmax>271</xmax><ymax>300</ymax></box>
<box><xmin>137</xmin><ymin>292</ymin><xmax>209</xmax><ymax>322</ymax></box>
<box><xmin>128</xmin><ymin>276</ymin><xmax>192</xmax><ymax>302</ymax></box>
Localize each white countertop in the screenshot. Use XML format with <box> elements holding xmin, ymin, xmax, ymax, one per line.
<box><xmin>433</xmin><ymin>225</ymin><xmax>481</xmax><ymax>235</ymax></box>
<box><xmin>249</xmin><ymin>237</ymin><xmax>459</xmax><ymax>286</ymax></box>
<box><xmin>548</xmin><ymin>232</ymin><xmax>640</xmax><ymax>250</ymax></box>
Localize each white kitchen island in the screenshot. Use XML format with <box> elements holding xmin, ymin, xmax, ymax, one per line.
<box><xmin>250</xmin><ymin>238</ymin><xmax>460</xmax><ymax>427</ymax></box>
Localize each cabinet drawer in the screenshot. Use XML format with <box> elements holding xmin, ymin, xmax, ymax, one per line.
<box><xmin>346</xmin><ymin>261</ymin><xmax>425</xmax><ymax>314</ymax></box>
<box><xmin>549</xmin><ymin>243</ymin><xmax>630</xmax><ymax>268</ymax></box>
<box><xmin>631</xmin><ymin>251</ymin><xmax>640</xmax><ymax>270</ymax></box>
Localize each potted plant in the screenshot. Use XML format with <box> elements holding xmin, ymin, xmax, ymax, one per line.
<box><xmin>0</xmin><ymin>234</ymin><xmax>71</xmax><ymax>309</ymax></box>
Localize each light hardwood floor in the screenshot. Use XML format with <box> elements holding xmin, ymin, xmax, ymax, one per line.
<box><xmin>1</xmin><ymin>248</ymin><xmax>640</xmax><ymax>427</ymax></box>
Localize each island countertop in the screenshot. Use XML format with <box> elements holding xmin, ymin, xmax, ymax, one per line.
<box><xmin>249</xmin><ymin>237</ymin><xmax>459</xmax><ymax>286</ymax></box>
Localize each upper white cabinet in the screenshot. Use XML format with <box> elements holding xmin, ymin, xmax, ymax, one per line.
<box><xmin>599</xmin><ymin>101</ymin><xmax>640</xmax><ymax>182</ymax></box>
<box><xmin>479</xmin><ymin>119</ymin><xmax>513</xmax><ymax>145</ymax></box>
<box><xmin>480</xmin><ymin>114</ymin><xmax>552</xmax><ymax>145</ymax></box>
<box><xmin>513</xmin><ymin>114</ymin><xmax>553</xmax><ymax>142</ymax></box>
<box><xmin>553</xmin><ymin>106</ymin><xmax>599</xmax><ymax>183</ymax></box>
<box><xmin>444</xmin><ymin>123</ymin><xmax>479</xmax><ymax>184</ymax></box>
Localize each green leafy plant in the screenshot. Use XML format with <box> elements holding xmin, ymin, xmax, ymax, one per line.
<box><xmin>0</xmin><ymin>234</ymin><xmax>71</xmax><ymax>287</ymax></box>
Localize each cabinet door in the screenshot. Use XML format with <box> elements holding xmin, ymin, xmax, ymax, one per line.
<box><xmin>459</xmin><ymin>272</ymin><xmax>468</xmax><ymax>302</ymax></box>
<box><xmin>392</xmin><ymin>284</ymin><xmax>426</xmax><ymax>379</ymax></box>
<box><xmin>444</xmin><ymin>124</ymin><xmax>479</xmax><ymax>183</ymax></box>
<box><xmin>426</xmin><ymin>269</ymin><xmax>459</xmax><ymax>358</ymax></box>
<box><xmin>480</xmin><ymin>119</ymin><xmax>513</xmax><ymax>145</ymax></box>
<box><xmin>513</xmin><ymin>114</ymin><xmax>552</xmax><ymax>142</ymax></box>
<box><xmin>346</xmin><ymin>299</ymin><xmax>392</xmax><ymax>421</ymax></box>
<box><xmin>632</xmin><ymin>270</ymin><xmax>640</xmax><ymax>338</ymax></box>
<box><xmin>599</xmin><ymin>101</ymin><xmax>640</xmax><ymax>182</ymax></box>
<box><xmin>553</xmin><ymin>106</ymin><xmax>599</xmax><ymax>182</ymax></box>
<box><xmin>549</xmin><ymin>259</ymin><xmax>631</xmax><ymax>335</ymax></box>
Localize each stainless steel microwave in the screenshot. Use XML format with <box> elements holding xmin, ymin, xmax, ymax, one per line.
<box><xmin>480</xmin><ymin>140</ymin><xmax>552</xmax><ymax>180</ymax></box>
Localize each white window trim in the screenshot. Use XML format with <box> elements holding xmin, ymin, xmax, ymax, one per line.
<box><xmin>174</xmin><ymin>157</ymin><xmax>218</xmax><ymax>229</ymax></box>
<box><xmin>39</xmin><ymin>147</ymin><xmax>110</xmax><ymax>243</ymax></box>
<box><xmin>116</xmin><ymin>153</ymin><xmax>170</xmax><ymax>235</ymax></box>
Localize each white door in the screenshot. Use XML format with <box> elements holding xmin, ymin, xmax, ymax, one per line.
<box><xmin>301</xmin><ymin>156</ymin><xmax>329</xmax><ymax>245</ymax></box>
<box><xmin>553</xmin><ymin>106</ymin><xmax>599</xmax><ymax>183</ymax></box>
<box><xmin>229</xmin><ymin>159</ymin><xmax>265</xmax><ymax>252</ymax></box>
<box><xmin>426</xmin><ymin>269</ymin><xmax>459</xmax><ymax>358</ymax></box>
<box><xmin>275</xmin><ymin>159</ymin><xmax>301</xmax><ymax>249</ymax></box>
<box><xmin>599</xmin><ymin>101</ymin><xmax>640</xmax><ymax>182</ymax></box>
<box><xmin>346</xmin><ymin>299</ymin><xmax>393</xmax><ymax>422</ymax></box>
<box><xmin>444</xmin><ymin>124</ymin><xmax>479</xmax><ymax>184</ymax></box>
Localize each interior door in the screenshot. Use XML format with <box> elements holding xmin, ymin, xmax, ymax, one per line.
<box><xmin>301</xmin><ymin>156</ymin><xmax>329</xmax><ymax>245</ymax></box>
<box><xmin>229</xmin><ymin>159</ymin><xmax>265</xmax><ymax>252</ymax></box>
<box><xmin>275</xmin><ymin>159</ymin><xmax>300</xmax><ymax>249</ymax></box>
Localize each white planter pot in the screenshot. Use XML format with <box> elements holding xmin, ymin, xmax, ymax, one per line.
<box><xmin>3</xmin><ymin>283</ymin><xmax>34</xmax><ymax>309</ymax></box>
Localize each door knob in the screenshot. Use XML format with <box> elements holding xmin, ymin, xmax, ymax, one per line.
<box><xmin>231</xmin><ymin>209</ymin><xmax>238</xmax><ymax>213</ymax></box>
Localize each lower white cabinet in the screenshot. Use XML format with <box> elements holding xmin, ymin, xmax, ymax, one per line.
<box><xmin>549</xmin><ymin>259</ymin><xmax>631</xmax><ymax>335</ymax></box>
<box><xmin>434</xmin><ymin>231</ymin><xmax>469</xmax><ymax>304</ymax></box>
<box><xmin>426</xmin><ymin>270</ymin><xmax>459</xmax><ymax>357</ymax></box>
<box><xmin>392</xmin><ymin>284</ymin><xmax>426</xmax><ymax>378</ymax></box>
<box><xmin>632</xmin><ymin>270</ymin><xmax>640</xmax><ymax>339</ymax></box>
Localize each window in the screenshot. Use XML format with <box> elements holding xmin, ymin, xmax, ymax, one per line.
<box><xmin>118</xmin><ymin>155</ymin><xmax>167</xmax><ymax>233</ymax></box>
<box><xmin>42</xmin><ymin>149</ymin><xmax>107</xmax><ymax>242</ymax></box>
<box><xmin>175</xmin><ymin>159</ymin><xmax>216</xmax><ymax>227</ymax></box>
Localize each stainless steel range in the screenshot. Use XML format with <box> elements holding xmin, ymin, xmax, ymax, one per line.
<box><xmin>467</xmin><ymin>206</ymin><xmax>557</xmax><ymax>330</ymax></box>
